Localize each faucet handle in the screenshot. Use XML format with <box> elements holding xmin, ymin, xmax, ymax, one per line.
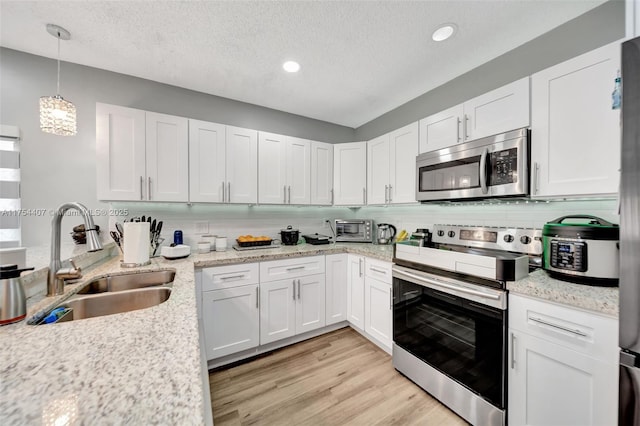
<box><xmin>69</xmin><ymin>259</ymin><xmax>81</xmax><ymax>273</ymax></box>
<box><xmin>56</xmin><ymin>259</ymin><xmax>82</xmax><ymax>281</ymax></box>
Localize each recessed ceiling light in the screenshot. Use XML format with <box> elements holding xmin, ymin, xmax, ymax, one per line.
<box><xmin>432</xmin><ymin>24</ymin><xmax>457</xmax><ymax>42</ymax></box>
<box><xmin>282</xmin><ymin>61</ymin><xmax>300</xmax><ymax>73</ymax></box>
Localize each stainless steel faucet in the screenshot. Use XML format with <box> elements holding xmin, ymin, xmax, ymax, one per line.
<box><xmin>47</xmin><ymin>202</ymin><xmax>103</xmax><ymax>296</ymax></box>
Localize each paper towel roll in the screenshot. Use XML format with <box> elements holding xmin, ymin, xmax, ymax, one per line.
<box><xmin>123</xmin><ymin>222</ymin><xmax>150</xmax><ymax>264</ymax></box>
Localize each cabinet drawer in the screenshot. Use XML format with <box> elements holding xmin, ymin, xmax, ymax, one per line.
<box><xmin>202</xmin><ymin>263</ymin><xmax>259</xmax><ymax>291</ymax></box>
<box><xmin>260</xmin><ymin>255</ymin><xmax>325</xmax><ymax>282</ymax></box>
<box><xmin>364</xmin><ymin>258</ymin><xmax>392</xmax><ymax>283</ymax></box>
<box><xmin>509</xmin><ymin>294</ymin><xmax>618</xmax><ymax>363</ymax></box>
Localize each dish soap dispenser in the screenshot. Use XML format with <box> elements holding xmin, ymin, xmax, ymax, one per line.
<box><xmin>612</xmin><ymin>70</ymin><xmax>622</xmax><ymax>110</ymax></box>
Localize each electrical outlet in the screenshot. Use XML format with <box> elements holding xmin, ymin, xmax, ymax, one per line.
<box><xmin>323</xmin><ymin>219</ymin><xmax>330</xmax><ymax>227</ymax></box>
<box><xmin>195</xmin><ymin>221</ymin><xmax>209</xmax><ymax>234</ymax></box>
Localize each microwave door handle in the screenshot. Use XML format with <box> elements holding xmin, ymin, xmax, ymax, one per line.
<box><xmin>480</xmin><ymin>148</ymin><xmax>489</xmax><ymax>195</ymax></box>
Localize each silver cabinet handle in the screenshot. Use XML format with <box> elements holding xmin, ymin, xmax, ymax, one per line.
<box><xmin>370</xmin><ymin>267</ymin><xmax>387</xmax><ymax>275</ymax></box>
<box><xmin>363</xmin><ymin>188</ymin><xmax>367</xmax><ymax>205</ymax></box>
<box><xmin>389</xmin><ymin>287</ymin><xmax>392</xmax><ymax>310</ymax></box>
<box><xmin>227</xmin><ymin>182</ymin><xmax>231</xmax><ymax>203</ymax></box>
<box><xmin>140</xmin><ymin>176</ymin><xmax>144</xmax><ymax>200</ymax></box>
<box><xmin>284</xmin><ymin>185</ymin><xmax>287</xmax><ymax>204</ymax></box>
<box><xmin>464</xmin><ymin>114</ymin><xmax>470</xmax><ymax>140</ymax></box>
<box><xmin>222</xmin><ymin>181</ymin><xmax>226</xmax><ymax>203</ymax></box>
<box><xmin>330</xmin><ymin>188</ymin><xmax>334</xmax><ymax>205</ymax></box>
<box><xmin>286</xmin><ymin>266</ymin><xmax>305</xmax><ymax>271</ymax></box>
<box><xmin>148</xmin><ymin>177</ymin><xmax>152</xmax><ymax>200</ymax></box>
<box><xmin>297</xmin><ymin>279</ymin><xmax>301</xmax><ymax>300</ymax></box>
<box><xmin>511</xmin><ymin>333</ymin><xmax>516</xmax><ymax>369</ymax></box>
<box><xmin>220</xmin><ymin>274</ymin><xmax>245</xmax><ymax>280</ymax></box>
<box><xmin>256</xmin><ymin>286</ymin><xmax>260</xmax><ymax>309</ymax></box>
<box><xmin>456</xmin><ymin>117</ymin><xmax>461</xmax><ymax>142</ymax></box>
<box><xmin>528</xmin><ymin>315</ymin><xmax>588</xmax><ymax>337</ymax></box>
<box><xmin>533</xmin><ymin>162</ymin><xmax>540</xmax><ymax>195</ymax></box>
<box><xmin>384</xmin><ymin>185</ymin><xmax>389</xmax><ymax>204</ymax></box>
<box><xmin>479</xmin><ymin>148</ymin><xmax>489</xmax><ymax>195</ymax></box>
<box><xmin>388</xmin><ymin>184</ymin><xmax>392</xmax><ymax>203</ymax></box>
<box><xmin>359</xmin><ymin>258</ymin><xmax>363</xmax><ymax>277</ymax></box>
<box><xmin>292</xmin><ymin>280</ymin><xmax>296</xmax><ymax>300</ymax></box>
<box><xmin>288</xmin><ymin>185</ymin><xmax>291</xmax><ymax>204</ymax></box>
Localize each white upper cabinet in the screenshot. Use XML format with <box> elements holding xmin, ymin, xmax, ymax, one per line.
<box><xmin>189</xmin><ymin>119</ymin><xmax>226</xmax><ymax>203</ymax></box>
<box><xmin>419</xmin><ymin>104</ymin><xmax>464</xmax><ymax>154</ymax></box>
<box><xmin>310</xmin><ymin>141</ymin><xmax>334</xmax><ymax>205</ymax></box>
<box><xmin>367</xmin><ymin>134</ymin><xmax>390</xmax><ymax>205</ymax></box>
<box><xmin>97</xmin><ymin>103</ymin><xmax>188</xmax><ymax>202</ymax></box>
<box><xmin>418</xmin><ymin>78</ymin><xmax>530</xmax><ymax>154</ymax></box>
<box><xmin>226</xmin><ymin>126</ymin><xmax>258</xmax><ymax>204</ymax></box>
<box><xmin>189</xmin><ymin>121</ymin><xmax>258</xmax><ymax>204</ymax></box>
<box><xmin>531</xmin><ymin>41</ymin><xmax>621</xmax><ymax>198</ymax></box>
<box><xmin>388</xmin><ymin>122</ymin><xmax>419</xmax><ymax>204</ymax></box>
<box><xmin>258</xmin><ymin>132</ymin><xmax>310</xmax><ymax>205</ymax></box>
<box><xmin>367</xmin><ymin>122</ymin><xmax>419</xmax><ymax>205</ymax></box>
<box><xmin>463</xmin><ymin>77</ymin><xmax>530</xmax><ymax>142</ymax></box>
<box><xmin>333</xmin><ymin>141</ymin><xmax>367</xmax><ymax>206</ymax></box>
<box><xmin>96</xmin><ymin>103</ymin><xmax>146</xmax><ymax>201</ymax></box>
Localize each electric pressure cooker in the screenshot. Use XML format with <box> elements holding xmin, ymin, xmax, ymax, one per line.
<box><xmin>542</xmin><ymin>215</ymin><xmax>619</xmax><ymax>286</ymax></box>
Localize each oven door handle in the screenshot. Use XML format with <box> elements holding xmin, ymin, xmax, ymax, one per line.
<box><xmin>479</xmin><ymin>147</ymin><xmax>489</xmax><ymax>195</ymax></box>
<box><xmin>392</xmin><ymin>267</ymin><xmax>501</xmax><ymax>301</ymax></box>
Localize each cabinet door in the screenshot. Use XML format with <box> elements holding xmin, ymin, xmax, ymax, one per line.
<box><xmin>333</xmin><ymin>142</ymin><xmax>367</xmax><ymax>206</ymax></box>
<box><xmin>286</xmin><ymin>136</ymin><xmax>311</xmax><ymax>205</ymax></box>
<box><xmin>96</xmin><ymin>103</ymin><xmax>146</xmax><ymax>201</ymax></box>
<box><xmin>226</xmin><ymin>126</ymin><xmax>258</xmax><ymax>204</ymax></box>
<box><xmin>202</xmin><ymin>285</ymin><xmax>259</xmax><ymax>360</ymax></box>
<box><xmin>145</xmin><ymin>112</ymin><xmax>189</xmax><ymax>202</ymax></box>
<box><xmin>531</xmin><ymin>41</ymin><xmax>621</xmax><ymax>198</ymax></box>
<box><xmin>367</xmin><ymin>134</ymin><xmax>390</xmax><ymax>205</ymax></box>
<box><xmin>418</xmin><ymin>104</ymin><xmax>463</xmax><ymax>154</ymax></box>
<box><xmin>365</xmin><ymin>276</ymin><xmax>392</xmax><ymax>350</ymax></box>
<box><xmin>508</xmin><ymin>329</ymin><xmax>618</xmax><ymax>426</ymax></box>
<box><xmin>188</xmin><ymin>119</ymin><xmax>225</xmax><ymax>203</ymax></box>
<box><xmin>310</xmin><ymin>141</ymin><xmax>334</xmax><ymax>205</ymax></box>
<box><xmin>347</xmin><ymin>255</ymin><xmax>365</xmax><ymax>330</ymax></box>
<box><xmin>463</xmin><ymin>77</ymin><xmax>530</xmax><ymax>141</ymax></box>
<box><xmin>258</xmin><ymin>132</ymin><xmax>288</xmax><ymax>204</ymax></box>
<box><xmin>389</xmin><ymin>121</ymin><xmax>419</xmax><ymax>204</ymax></box>
<box><xmin>325</xmin><ymin>254</ymin><xmax>348</xmax><ymax>325</ymax></box>
<box><xmin>259</xmin><ymin>279</ymin><xmax>296</xmax><ymax>344</ymax></box>
<box><xmin>295</xmin><ymin>274</ymin><xmax>326</xmax><ymax>334</ymax></box>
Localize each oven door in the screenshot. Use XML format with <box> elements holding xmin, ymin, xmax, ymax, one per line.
<box><xmin>392</xmin><ymin>265</ymin><xmax>507</xmax><ymax>409</ymax></box>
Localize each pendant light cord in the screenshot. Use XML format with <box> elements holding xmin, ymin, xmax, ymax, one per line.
<box><xmin>56</xmin><ymin>31</ymin><xmax>61</xmax><ymax>95</ymax></box>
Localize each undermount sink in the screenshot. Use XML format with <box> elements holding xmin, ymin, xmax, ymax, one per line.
<box><xmin>77</xmin><ymin>269</ymin><xmax>176</xmax><ymax>294</ymax></box>
<box><xmin>59</xmin><ymin>287</ymin><xmax>172</xmax><ymax>321</ymax></box>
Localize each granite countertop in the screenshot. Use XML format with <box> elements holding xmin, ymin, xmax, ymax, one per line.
<box><xmin>508</xmin><ymin>269</ymin><xmax>619</xmax><ymax>317</ymax></box>
<box><xmin>0</xmin><ymin>242</ymin><xmax>394</xmax><ymax>425</ymax></box>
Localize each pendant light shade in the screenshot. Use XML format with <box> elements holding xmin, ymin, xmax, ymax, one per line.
<box><xmin>40</xmin><ymin>24</ymin><xmax>77</xmax><ymax>136</ymax></box>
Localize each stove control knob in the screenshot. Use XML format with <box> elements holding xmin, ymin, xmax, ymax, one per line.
<box><xmin>503</xmin><ymin>234</ymin><xmax>514</xmax><ymax>243</ymax></box>
<box><xmin>520</xmin><ymin>235</ymin><xmax>532</xmax><ymax>245</ymax></box>
<box><xmin>437</xmin><ymin>230</ymin><xmax>445</xmax><ymax>237</ymax></box>
<box><xmin>447</xmin><ymin>230</ymin><xmax>456</xmax><ymax>238</ymax></box>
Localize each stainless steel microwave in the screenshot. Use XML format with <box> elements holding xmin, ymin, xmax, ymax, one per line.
<box><xmin>416</xmin><ymin>128</ymin><xmax>530</xmax><ymax>202</ymax></box>
<box><xmin>334</xmin><ymin>219</ymin><xmax>374</xmax><ymax>243</ymax></box>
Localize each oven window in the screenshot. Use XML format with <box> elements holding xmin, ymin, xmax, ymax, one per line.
<box><xmin>419</xmin><ymin>156</ymin><xmax>481</xmax><ymax>192</ymax></box>
<box><xmin>393</xmin><ymin>278</ymin><xmax>505</xmax><ymax>408</ymax></box>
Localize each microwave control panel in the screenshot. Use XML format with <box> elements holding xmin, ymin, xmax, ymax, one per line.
<box><xmin>489</xmin><ymin>148</ymin><xmax>518</xmax><ymax>185</ymax></box>
<box><xmin>549</xmin><ymin>240</ymin><xmax>588</xmax><ymax>272</ymax></box>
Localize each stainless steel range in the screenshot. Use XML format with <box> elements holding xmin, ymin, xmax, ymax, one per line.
<box><xmin>392</xmin><ymin>225</ymin><xmax>542</xmax><ymax>426</ymax></box>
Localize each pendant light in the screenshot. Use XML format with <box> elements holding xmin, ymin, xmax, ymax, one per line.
<box><xmin>39</xmin><ymin>24</ymin><xmax>77</xmax><ymax>136</ymax></box>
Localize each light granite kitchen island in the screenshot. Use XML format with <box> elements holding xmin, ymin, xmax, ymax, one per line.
<box><xmin>0</xmin><ymin>243</ymin><xmax>393</xmax><ymax>425</ymax></box>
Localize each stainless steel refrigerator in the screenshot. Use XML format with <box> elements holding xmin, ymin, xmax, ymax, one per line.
<box><xmin>620</xmin><ymin>35</ymin><xmax>640</xmax><ymax>426</ymax></box>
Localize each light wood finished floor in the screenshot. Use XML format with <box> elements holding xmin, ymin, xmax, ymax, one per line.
<box><xmin>209</xmin><ymin>327</ymin><xmax>468</xmax><ymax>425</ymax></box>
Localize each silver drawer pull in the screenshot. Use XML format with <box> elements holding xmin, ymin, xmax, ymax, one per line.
<box><xmin>370</xmin><ymin>267</ymin><xmax>388</xmax><ymax>275</ymax></box>
<box><xmin>220</xmin><ymin>274</ymin><xmax>245</xmax><ymax>280</ymax></box>
<box><xmin>528</xmin><ymin>316</ymin><xmax>588</xmax><ymax>337</ymax></box>
<box><xmin>286</xmin><ymin>266</ymin><xmax>305</xmax><ymax>271</ymax></box>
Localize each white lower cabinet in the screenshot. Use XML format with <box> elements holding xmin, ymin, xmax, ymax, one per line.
<box><xmin>202</xmin><ymin>284</ymin><xmax>259</xmax><ymax>360</ymax></box>
<box><xmin>347</xmin><ymin>254</ymin><xmax>365</xmax><ymax>330</ymax></box>
<box><xmin>296</xmin><ymin>274</ymin><xmax>326</xmax><ymax>334</ymax></box>
<box><xmin>364</xmin><ymin>276</ymin><xmax>392</xmax><ymax>349</ymax></box>
<box><xmin>508</xmin><ymin>294</ymin><xmax>618</xmax><ymax>426</ymax></box>
<box><xmin>325</xmin><ymin>254</ymin><xmax>348</xmax><ymax>325</ymax></box>
<box><xmin>259</xmin><ymin>279</ymin><xmax>297</xmax><ymax>344</ymax></box>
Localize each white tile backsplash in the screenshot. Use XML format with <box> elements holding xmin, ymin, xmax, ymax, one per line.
<box><xmin>110</xmin><ymin>198</ymin><xmax>618</xmax><ymax>248</ymax></box>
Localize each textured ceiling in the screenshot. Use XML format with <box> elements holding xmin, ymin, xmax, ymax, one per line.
<box><xmin>0</xmin><ymin>0</ymin><xmax>607</xmax><ymax>128</ymax></box>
